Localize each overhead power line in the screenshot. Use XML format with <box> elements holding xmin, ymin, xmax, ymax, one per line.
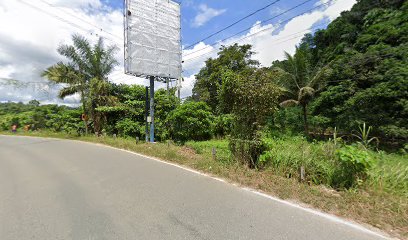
<box><xmin>38</xmin><ymin>0</ymin><xmax>121</xmax><ymax>41</ymax></box>
<box><xmin>184</xmin><ymin>0</ymin><xmax>282</xmax><ymax>50</ymax></box>
<box><xmin>184</xmin><ymin>0</ymin><xmax>315</xmax><ymax>58</ymax></box>
<box><xmin>183</xmin><ymin>0</ymin><xmax>334</xmax><ymax>62</ymax></box>
<box><xmin>17</xmin><ymin>0</ymin><xmax>121</xmax><ymax>45</ymax></box>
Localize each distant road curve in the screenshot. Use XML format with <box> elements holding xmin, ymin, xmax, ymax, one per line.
<box><xmin>0</xmin><ymin>135</ymin><xmax>388</xmax><ymax>240</ymax></box>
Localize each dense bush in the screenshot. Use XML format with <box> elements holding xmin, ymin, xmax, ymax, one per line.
<box><xmin>115</xmin><ymin>118</ymin><xmax>144</xmax><ymax>138</ymax></box>
<box><xmin>308</xmin><ymin>1</ymin><xmax>408</xmax><ymax>141</ymax></box>
<box><xmin>333</xmin><ymin>145</ymin><xmax>374</xmax><ymax>188</ymax></box>
<box><xmin>166</xmin><ymin>101</ymin><xmax>214</xmax><ymax>142</ymax></box>
<box><xmin>0</xmin><ymin>102</ymin><xmax>83</xmax><ymax>134</ymax></box>
<box><xmin>229</xmin><ymin>138</ymin><xmax>266</xmax><ymax>168</ymax></box>
<box><xmin>260</xmin><ymin>136</ymin><xmax>378</xmax><ymax>189</ymax></box>
<box><xmin>212</xmin><ymin>114</ymin><xmax>234</xmax><ymax>138</ymax></box>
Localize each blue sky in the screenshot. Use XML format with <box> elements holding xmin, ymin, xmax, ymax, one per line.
<box><xmin>180</xmin><ymin>0</ymin><xmax>323</xmax><ymax>47</ymax></box>
<box><xmin>104</xmin><ymin>0</ymin><xmax>330</xmax><ymax>48</ymax></box>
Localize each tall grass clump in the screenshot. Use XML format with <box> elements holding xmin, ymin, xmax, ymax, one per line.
<box><xmin>367</xmin><ymin>152</ymin><xmax>408</xmax><ymax>197</ymax></box>
<box><xmin>185</xmin><ymin>140</ymin><xmax>232</xmax><ymax>165</ymax></box>
<box><xmin>260</xmin><ymin>136</ymin><xmax>337</xmax><ymax>185</ymax></box>
<box><xmin>259</xmin><ymin>135</ymin><xmax>384</xmax><ymax>189</ymax></box>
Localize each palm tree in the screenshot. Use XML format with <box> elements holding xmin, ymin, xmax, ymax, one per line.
<box><xmin>274</xmin><ymin>48</ymin><xmax>331</xmax><ymax>134</ymax></box>
<box><xmin>42</xmin><ymin>34</ymin><xmax>118</xmax><ymax>134</ymax></box>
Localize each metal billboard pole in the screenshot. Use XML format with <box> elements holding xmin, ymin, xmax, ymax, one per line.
<box><xmin>145</xmin><ymin>86</ymin><xmax>149</xmax><ymax>142</ymax></box>
<box><xmin>149</xmin><ymin>76</ymin><xmax>155</xmax><ymax>143</ymax></box>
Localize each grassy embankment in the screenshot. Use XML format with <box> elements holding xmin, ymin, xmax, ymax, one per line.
<box><xmin>2</xmin><ymin>131</ymin><xmax>407</xmax><ymax>239</ymax></box>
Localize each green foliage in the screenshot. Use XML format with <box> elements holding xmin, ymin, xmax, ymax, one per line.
<box><xmin>28</xmin><ymin>100</ymin><xmax>40</xmax><ymax>107</ymax></box>
<box><xmin>0</xmin><ymin>102</ymin><xmax>83</xmax><ymax>134</ymax></box>
<box><xmin>259</xmin><ymin>136</ymin><xmax>384</xmax><ymax>190</ymax></box>
<box><xmin>269</xmin><ymin>107</ymin><xmax>304</xmax><ymax>134</ymax></box>
<box><xmin>230</xmin><ymin>69</ymin><xmax>282</xmax><ymax>138</ymax></box>
<box><xmin>309</xmin><ymin>1</ymin><xmax>408</xmax><ymax>142</ymax></box>
<box><xmin>368</xmin><ymin>151</ymin><xmax>408</xmax><ymax>196</ymax></box>
<box><xmin>166</xmin><ymin>101</ymin><xmax>214</xmax><ymax>142</ymax></box>
<box><xmin>259</xmin><ymin>136</ymin><xmax>337</xmax><ymax>185</ymax></box>
<box><xmin>212</xmin><ymin>114</ymin><xmax>234</xmax><ymax>138</ymax></box>
<box><xmin>99</xmin><ymin>84</ymin><xmax>179</xmax><ymax>140</ymax></box>
<box><xmin>193</xmin><ymin>44</ymin><xmax>259</xmax><ymax>113</ymax></box>
<box><xmin>334</xmin><ymin>145</ymin><xmax>374</xmax><ymax>189</ymax></box>
<box><xmin>352</xmin><ymin>123</ymin><xmax>379</xmax><ymax>149</ymax></box>
<box><xmin>42</xmin><ymin>34</ymin><xmax>119</xmax><ymax>133</ymax></box>
<box><xmin>273</xmin><ymin>48</ymin><xmax>332</xmax><ymax>134</ymax></box>
<box><xmin>229</xmin><ymin>138</ymin><xmax>266</xmax><ymax>168</ymax></box>
<box><xmin>186</xmin><ymin>140</ymin><xmax>232</xmax><ymax>165</ymax></box>
<box><xmin>228</xmin><ymin>68</ymin><xmax>282</xmax><ymax>167</ymax></box>
<box><xmin>115</xmin><ymin>118</ymin><xmax>143</xmax><ymax>138</ymax></box>
<box><xmin>154</xmin><ymin>88</ymin><xmax>180</xmax><ymax>141</ymax></box>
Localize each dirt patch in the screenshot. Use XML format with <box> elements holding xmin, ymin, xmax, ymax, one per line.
<box><xmin>177</xmin><ymin>146</ymin><xmax>199</xmax><ymax>159</ymax></box>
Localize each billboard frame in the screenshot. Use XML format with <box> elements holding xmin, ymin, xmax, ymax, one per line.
<box><xmin>123</xmin><ymin>0</ymin><xmax>182</xmax><ymax>143</ymax></box>
<box><xmin>123</xmin><ymin>0</ymin><xmax>182</xmax><ymax>83</ymax></box>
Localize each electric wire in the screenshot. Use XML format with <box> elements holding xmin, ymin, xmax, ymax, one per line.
<box><xmin>184</xmin><ymin>0</ymin><xmax>282</xmax><ymax>49</ymax></box>
<box><xmin>183</xmin><ymin>0</ymin><xmax>333</xmax><ymax>62</ymax></box>
<box><xmin>17</xmin><ymin>0</ymin><xmax>121</xmax><ymax>45</ymax></box>
<box><xmin>38</xmin><ymin>0</ymin><xmax>122</xmax><ymax>41</ymax></box>
<box><xmin>184</xmin><ymin>0</ymin><xmax>320</xmax><ymax>58</ymax></box>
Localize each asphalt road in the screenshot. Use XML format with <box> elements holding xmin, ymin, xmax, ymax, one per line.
<box><xmin>0</xmin><ymin>136</ymin><xmax>388</xmax><ymax>240</ymax></box>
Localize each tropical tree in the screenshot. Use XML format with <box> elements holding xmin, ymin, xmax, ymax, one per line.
<box><xmin>229</xmin><ymin>68</ymin><xmax>282</xmax><ymax>167</ymax></box>
<box><xmin>42</xmin><ymin>34</ymin><xmax>118</xmax><ymax>134</ymax></box>
<box><xmin>274</xmin><ymin>48</ymin><xmax>331</xmax><ymax>134</ymax></box>
<box><xmin>193</xmin><ymin>44</ymin><xmax>259</xmax><ymax>113</ymax></box>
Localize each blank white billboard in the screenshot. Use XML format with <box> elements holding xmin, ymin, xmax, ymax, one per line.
<box><xmin>124</xmin><ymin>0</ymin><xmax>182</xmax><ymax>79</ymax></box>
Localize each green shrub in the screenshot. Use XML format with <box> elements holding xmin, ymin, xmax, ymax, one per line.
<box><xmin>333</xmin><ymin>145</ymin><xmax>374</xmax><ymax>189</ymax></box>
<box><xmin>212</xmin><ymin>114</ymin><xmax>234</xmax><ymax>138</ymax></box>
<box><xmin>166</xmin><ymin>101</ymin><xmax>214</xmax><ymax>142</ymax></box>
<box><xmin>116</xmin><ymin>118</ymin><xmax>143</xmax><ymax>138</ymax></box>
<box><xmin>230</xmin><ymin>138</ymin><xmax>266</xmax><ymax>168</ymax></box>
<box><xmin>269</xmin><ymin>107</ymin><xmax>304</xmax><ymax>134</ymax></box>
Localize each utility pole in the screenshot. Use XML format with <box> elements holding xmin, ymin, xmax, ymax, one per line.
<box><xmin>149</xmin><ymin>76</ymin><xmax>155</xmax><ymax>143</ymax></box>
<box><xmin>166</xmin><ymin>78</ymin><xmax>170</xmax><ymax>96</ymax></box>
<box><xmin>177</xmin><ymin>77</ymin><xmax>181</xmax><ymax>100</ymax></box>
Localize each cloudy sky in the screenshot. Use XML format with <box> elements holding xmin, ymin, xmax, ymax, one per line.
<box><xmin>0</xmin><ymin>0</ymin><xmax>356</xmax><ymax>105</ymax></box>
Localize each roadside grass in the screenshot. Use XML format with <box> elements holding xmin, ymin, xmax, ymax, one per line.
<box><xmin>2</xmin><ymin>130</ymin><xmax>407</xmax><ymax>239</ymax></box>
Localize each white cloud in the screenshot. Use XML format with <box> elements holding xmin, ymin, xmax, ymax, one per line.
<box><xmin>0</xmin><ymin>0</ymin><xmax>124</xmax><ymax>105</ymax></box>
<box><xmin>181</xmin><ymin>0</ymin><xmax>356</xmax><ymax>97</ymax></box>
<box><xmin>192</xmin><ymin>4</ymin><xmax>226</xmax><ymax>28</ymax></box>
<box><xmin>48</xmin><ymin>0</ymin><xmax>103</xmax><ymax>9</ymax></box>
<box><xmin>180</xmin><ymin>74</ymin><xmax>196</xmax><ymax>99</ymax></box>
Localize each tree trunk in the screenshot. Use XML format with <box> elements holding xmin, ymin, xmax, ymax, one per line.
<box><xmin>91</xmin><ymin>100</ymin><xmax>99</xmax><ymax>135</ymax></box>
<box><xmin>81</xmin><ymin>93</ymin><xmax>88</xmax><ymax>135</ymax></box>
<box><xmin>302</xmin><ymin>104</ymin><xmax>309</xmax><ymax>135</ymax></box>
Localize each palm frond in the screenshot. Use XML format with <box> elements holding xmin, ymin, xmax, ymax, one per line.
<box><xmin>309</xmin><ymin>65</ymin><xmax>333</xmax><ymax>90</ymax></box>
<box><xmin>58</xmin><ymin>85</ymin><xmax>81</xmax><ymax>99</ymax></box>
<box><xmin>72</xmin><ymin>34</ymin><xmax>93</xmax><ymax>70</ymax></box>
<box><xmin>280</xmin><ymin>99</ymin><xmax>299</xmax><ymax>107</ymax></box>
<box><xmin>42</xmin><ymin>62</ymin><xmax>82</xmax><ymax>84</ymax></box>
<box><xmin>298</xmin><ymin>87</ymin><xmax>315</xmax><ymax>102</ymax></box>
